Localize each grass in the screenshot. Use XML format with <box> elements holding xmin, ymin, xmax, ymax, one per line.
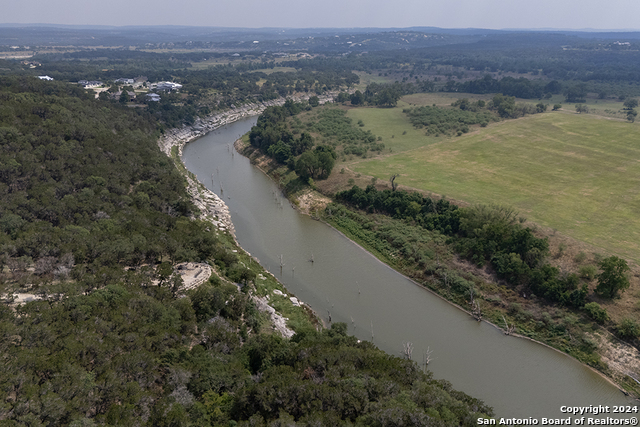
<box><xmin>251</xmin><ymin>66</ymin><xmax>298</xmax><ymax>74</ymax></box>
<box><xmin>346</xmin><ymin>106</ymin><xmax>439</xmax><ymax>153</ymax></box>
<box><xmin>345</xmin><ymin>93</ymin><xmax>510</xmax><ymax>153</ymax></box>
<box><xmin>348</xmin><ymin>110</ymin><xmax>640</xmax><ymax>263</ymax></box>
<box><xmin>353</xmin><ymin>71</ymin><xmax>392</xmax><ymax>90</ymax></box>
<box><xmin>401</xmin><ymin>92</ymin><xmax>493</xmax><ymax>107</ymax></box>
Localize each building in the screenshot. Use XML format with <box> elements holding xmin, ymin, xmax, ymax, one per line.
<box><xmin>146</xmin><ymin>93</ymin><xmax>161</xmax><ymax>102</ymax></box>
<box><xmin>78</xmin><ymin>80</ymin><xmax>103</xmax><ymax>88</ymax></box>
<box><xmin>115</xmin><ymin>78</ymin><xmax>135</xmax><ymax>84</ymax></box>
<box><xmin>155</xmin><ymin>81</ymin><xmax>183</xmax><ymax>92</ymax></box>
<box><xmin>37</xmin><ymin>76</ymin><xmax>53</xmax><ymax>81</ymax></box>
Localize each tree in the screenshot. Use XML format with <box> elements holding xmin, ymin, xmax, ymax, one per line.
<box><xmin>335</xmin><ymin>92</ymin><xmax>350</xmax><ymax>103</ymax></box>
<box><xmin>575</xmin><ymin>104</ymin><xmax>589</xmax><ymax>114</ymax></box>
<box><xmin>157</xmin><ymin>262</ymin><xmax>174</xmax><ymax>286</ymax></box>
<box><xmin>491</xmin><ymin>94</ymin><xmax>517</xmax><ymax>118</ymax></box>
<box><xmin>545</xmin><ymin>80</ymin><xmax>562</xmax><ymax>94</ymax></box>
<box><xmin>308</xmin><ymin>96</ymin><xmax>320</xmax><ymax>107</ymax></box>
<box><xmin>623</xmin><ymin>98</ymin><xmax>638</xmax><ymax>110</ymax></box>
<box><xmin>375</xmin><ymin>87</ymin><xmax>400</xmax><ymax>107</ymax></box>
<box><xmin>616</xmin><ymin>318</ymin><xmax>639</xmax><ymax>340</ymax></box>
<box><xmin>390</xmin><ymin>173</ymin><xmax>399</xmax><ymax>191</ymax></box>
<box><xmin>626</xmin><ymin>109</ymin><xmax>637</xmax><ymax>123</ymax></box>
<box><xmin>350</xmin><ymin>90</ymin><xmax>364</xmax><ymax>105</ymax></box>
<box><xmin>564</xmin><ymin>83</ymin><xmax>587</xmax><ymax>103</ymax></box>
<box><xmin>552</xmin><ymin>104</ymin><xmax>562</xmax><ymax>111</ymax></box>
<box><xmin>266</xmin><ymin>140</ymin><xmax>292</xmax><ymax>163</ymax></box>
<box><xmin>595</xmin><ymin>256</ymin><xmax>630</xmax><ymax>298</ymax></box>
<box><xmin>295</xmin><ymin>151</ymin><xmax>320</xmax><ymax>182</ymax></box>
<box><xmin>316</xmin><ymin>150</ymin><xmax>335</xmax><ymax>179</ymax></box>
<box><xmin>290</xmin><ymin>132</ymin><xmax>313</xmax><ymax>155</ymax></box>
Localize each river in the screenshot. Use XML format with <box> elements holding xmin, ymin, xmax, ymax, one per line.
<box><xmin>182</xmin><ymin>116</ymin><xmax>636</xmax><ymax>419</ymax></box>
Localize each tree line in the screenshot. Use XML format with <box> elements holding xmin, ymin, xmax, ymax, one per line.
<box><xmin>335</xmin><ymin>185</ymin><xmax>630</xmax><ymax>311</ymax></box>
<box><xmin>248</xmin><ymin>100</ymin><xmax>338</xmax><ymax>181</ymax></box>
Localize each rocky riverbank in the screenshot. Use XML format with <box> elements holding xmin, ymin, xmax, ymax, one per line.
<box><xmin>157</xmin><ymin>93</ymin><xmax>338</xmax><ymax>237</ymax></box>
<box><xmin>158</xmin><ymin>94</ymin><xmax>338</xmax><ymax>337</ymax></box>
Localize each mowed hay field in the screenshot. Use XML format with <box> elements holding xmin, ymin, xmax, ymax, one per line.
<box><xmin>347</xmin><ymin>110</ymin><xmax>640</xmax><ymax>262</ymax></box>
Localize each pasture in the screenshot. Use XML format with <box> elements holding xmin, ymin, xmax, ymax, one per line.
<box><xmin>347</xmin><ymin>110</ymin><xmax>640</xmax><ymax>262</ymax></box>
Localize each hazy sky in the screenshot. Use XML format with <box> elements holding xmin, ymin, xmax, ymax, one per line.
<box><xmin>3</xmin><ymin>0</ymin><xmax>639</xmax><ymax>30</ymax></box>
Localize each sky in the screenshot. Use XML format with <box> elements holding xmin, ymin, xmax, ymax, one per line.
<box><xmin>2</xmin><ymin>0</ymin><xmax>639</xmax><ymax>31</ymax></box>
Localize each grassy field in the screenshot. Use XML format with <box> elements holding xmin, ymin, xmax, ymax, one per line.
<box><xmin>251</xmin><ymin>66</ymin><xmax>298</xmax><ymax>74</ymax></box>
<box><xmin>346</xmin><ymin>105</ymin><xmax>439</xmax><ymax>152</ymax></box>
<box><xmin>353</xmin><ymin>71</ymin><xmax>392</xmax><ymax>90</ymax></box>
<box><xmin>347</xmin><ymin>109</ymin><xmax>640</xmax><ymax>262</ymax></box>
<box><xmin>346</xmin><ymin>93</ymin><xmax>545</xmax><ymax>153</ymax></box>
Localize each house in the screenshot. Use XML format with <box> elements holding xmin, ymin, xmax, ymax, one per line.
<box><xmin>146</xmin><ymin>93</ymin><xmax>161</xmax><ymax>102</ymax></box>
<box><xmin>78</xmin><ymin>80</ymin><xmax>103</xmax><ymax>88</ymax></box>
<box><xmin>115</xmin><ymin>78</ymin><xmax>135</xmax><ymax>84</ymax></box>
<box><xmin>37</xmin><ymin>75</ymin><xmax>53</xmax><ymax>81</ymax></box>
<box><xmin>155</xmin><ymin>81</ymin><xmax>183</xmax><ymax>92</ymax></box>
<box><xmin>133</xmin><ymin>76</ymin><xmax>148</xmax><ymax>88</ymax></box>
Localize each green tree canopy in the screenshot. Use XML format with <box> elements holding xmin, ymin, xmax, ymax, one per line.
<box><xmin>595</xmin><ymin>256</ymin><xmax>630</xmax><ymax>299</ymax></box>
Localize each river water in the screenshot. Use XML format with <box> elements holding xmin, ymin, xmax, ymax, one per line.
<box><xmin>182</xmin><ymin>116</ymin><xmax>636</xmax><ymax>419</ymax></box>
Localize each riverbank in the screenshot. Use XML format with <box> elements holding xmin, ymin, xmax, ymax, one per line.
<box><xmin>157</xmin><ymin>93</ymin><xmax>340</xmax><ymax>237</ymax></box>
<box><xmin>234</xmin><ymin>137</ymin><xmax>640</xmax><ymax>399</ymax></box>
<box><xmin>158</xmin><ymin>95</ymin><xmax>339</xmax><ymax>338</ymax></box>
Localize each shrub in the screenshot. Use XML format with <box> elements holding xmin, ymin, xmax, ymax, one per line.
<box><xmin>574</xmin><ymin>252</ymin><xmax>587</xmax><ymax>263</ymax></box>
<box><xmin>583</xmin><ymin>302</ymin><xmax>609</xmax><ymax>324</ymax></box>
<box><xmin>579</xmin><ymin>265</ymin><xmax>597</xmax><ymax>280</ymax></box>
<box><xmin>616</xmin><ymin>318</ymin><xmax>639</xmax><ymax>340</ymax></box>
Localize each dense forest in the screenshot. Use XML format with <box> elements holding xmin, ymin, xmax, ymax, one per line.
<box><xmin>0</xmin><ymin>77</ymin><xmax>212</xmax><ymax>270</ymax></box>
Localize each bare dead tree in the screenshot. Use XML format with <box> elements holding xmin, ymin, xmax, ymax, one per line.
<box><xmin>471</xmin><ymin>301</ymin><xmax>482</xmax><ymax>321</ymax></box>
<box><xmin>502</xmin><ymin>315</ymin><xmax>515</xmax><ymax>335</ymax></box>
<box><xmin>34</xmin><ymin>256</ymin><xmax>58</xmax><ymax>276</ymax></box>
<box><xmin>402</xmin><ymin>342</ymin><xmax>414</xmax><ymax>360</ymax></box>
<box><xmin>390</xmin><ymin>173</ymin><xmax>399</xmax><ymax>191</ymax></box>
<box><xmin>423</xmin><ymin>347</ymin><xmax>433</xmax><ymax>373</ymax></box>
<box><xmin>469</xmin><ymin>288</ymin><xmax>482</xmax><ymax>321</ymax></box>
<box><xmin>370</xmin><ymin>321</ymin><xmax>374</xmax><ymax>342</ymax></box>
<box><xmin>60</xmin><ymin>253</ymin><xmax>75</xmax><ymax>269</ymax></box>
